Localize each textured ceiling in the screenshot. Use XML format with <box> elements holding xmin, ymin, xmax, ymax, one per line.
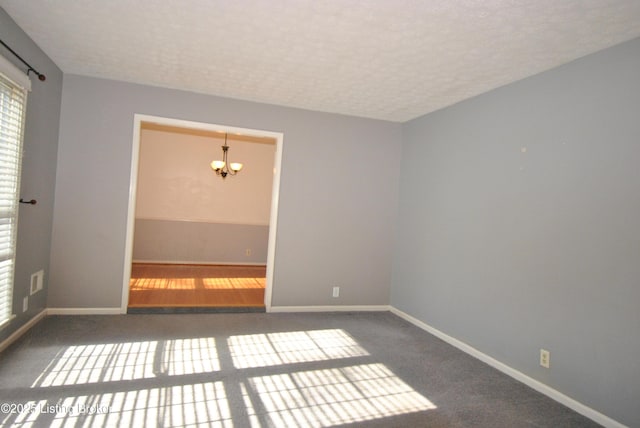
<box><xmin>2</xmin><ymin>1</ymin><xmax>640</xmax><ymax>122</ymax></box>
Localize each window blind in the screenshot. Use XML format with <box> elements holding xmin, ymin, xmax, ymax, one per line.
<box><xmin>0</xmin><ymin>64</ymin><xmax>28</xmax><ymax>328</ymax></box>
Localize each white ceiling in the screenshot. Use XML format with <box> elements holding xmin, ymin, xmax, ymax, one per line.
<box><xmin>2</xmin><ymin>1</ymin><xmax>640</xmax><ymax>122</ymax></box>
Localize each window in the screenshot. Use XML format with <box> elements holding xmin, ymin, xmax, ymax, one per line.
<box><xmin>0</xmin><ymin>55</ymin><xmax>30</xmax><ymax>328</ymax></box>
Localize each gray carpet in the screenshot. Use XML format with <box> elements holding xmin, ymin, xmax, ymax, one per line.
<box><xmin>0</xmin><ymin>312</ymin><xmax>600</xmax><ymax>427</ymax></box>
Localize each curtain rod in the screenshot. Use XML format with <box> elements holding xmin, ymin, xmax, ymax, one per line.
<box><xmin>0</xmin><ymin>39</ymin><xmax>46</xmax><ymax>81</ymax></box>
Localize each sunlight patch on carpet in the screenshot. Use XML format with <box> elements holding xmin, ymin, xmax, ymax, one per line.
<box><xmin>244</xmin><ymin>363</ymin><xmax>436</xmax><ymax>427</ymax></box>
<box><xmin>12</xmin><ymin>328</ymin><xmax>437</xmax><ymax>427</ymax></box>
<box><xmin>9</xmin><ymin>382</ymin><xmax>231</xmax><ymax>428</ymax></box>
<box><xmin>228</xmin><ymin>329</ymin><xmax>368</xmax><ymax>369</ymax></box>
<box><xmin>32</xmin><ymin>338</ymin><xmax>220</xmax><ymax>387</ymax></box>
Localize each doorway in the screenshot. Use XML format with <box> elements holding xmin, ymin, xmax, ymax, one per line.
<box><xmin>121</xmin><ymin>115</ymin><xmax>283</xmax><ymax>313</ymax></box>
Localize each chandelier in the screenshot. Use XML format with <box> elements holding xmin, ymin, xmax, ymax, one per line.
<box><xmin>210</xmin><ymin>133</ymin><xmax>243</xmax><ymax>179</ymax></box>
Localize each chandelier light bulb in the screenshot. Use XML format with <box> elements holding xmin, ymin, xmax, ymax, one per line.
<box><xmin>211</xmin><ymin>160</ymin><xmax>225</xmax><ymax>171</ymax></box>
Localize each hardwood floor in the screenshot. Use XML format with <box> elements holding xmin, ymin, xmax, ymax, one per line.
<box><xmin>128</xmin><ymin>263</ymin><xmax>266</xmax><ymax>308</ymax></box>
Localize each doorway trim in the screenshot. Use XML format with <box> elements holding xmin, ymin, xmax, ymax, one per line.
<box><xmin>120</xmin><ymin>114</ymin><xmax>284</xmax><ymax>313</ymax></box>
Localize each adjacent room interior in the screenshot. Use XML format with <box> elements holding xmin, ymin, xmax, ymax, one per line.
<box><xmin>128</xmin><ymin>121</ymin><xmax>276</xmax><ymax>311</ymax></box>
<box><xmin>0</xmin><ymin>2</ymin><xmax>639</xmax><ymax>427</ymax></box>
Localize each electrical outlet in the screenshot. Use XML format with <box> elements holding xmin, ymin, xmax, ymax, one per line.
<box><xmin>23</xmin><ymin>296</ymin><xmax>28</xmax><ymax>313</ymax></box>
<box><xmin>332</xmin><ymin>286</ymin><xmax>340</xmax><ymax>298</ymax></box>
<box><xmin>540</xmin><ymin>349</ymin><xmax>550</xmax><ymax>368</ymax></box>
<box><xmin>245</xmin><ymin>249</ymin><xmax>252</xmax><ymax>256</ymax></box>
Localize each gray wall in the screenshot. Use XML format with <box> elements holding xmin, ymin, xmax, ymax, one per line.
<box><xmin>0</xmin><ymin>9</ymin><xmax>62</xmax><ymax>341</ymax></box>
<box><xmin>133</xmin><ymin>219</ymin><xmax>269</xmax><ymax>264</ymax></box>
<box><xmin>49</xmin><ymin>75</ymin><xmax>401</xmax><ymax>308</ymax></box>
<box><xmin>391</xmin><ymin>38</ymin><xmax>640</xmax><ymax>427</ymax></box>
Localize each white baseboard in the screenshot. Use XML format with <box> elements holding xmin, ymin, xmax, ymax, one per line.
<box><xmin>269</xmin><ymin>305</ymin><xmax>390</xmax><ymax>313</ymax></box>
<box><xmin>389</xmin><ymin>307</ymin><xmax>626</xmax><ymax>428</ymax></box>
<box><xmin>47</xmin><ymin>307</ymin><xmax>122</xmax><ymax>315</ymax></box>
<box><xmin>0</xmin><ymin>309</ymin><xmax>47</xmax><ymax>353</ymax></box>
<box><xmin>132</xmin><ymin>260</ymin><xmax>267</xmax><ymax>266</ymax></box>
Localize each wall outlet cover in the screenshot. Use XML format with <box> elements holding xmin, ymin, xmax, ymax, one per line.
<box><xmin>540</xmin><ymin>349</ymin><xmax>550</xmax><ymax>368</ymax></box>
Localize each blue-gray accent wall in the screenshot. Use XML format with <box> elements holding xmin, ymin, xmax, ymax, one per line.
<box><xmin>49</xmin><ymin>75</ymin><xmax>401</xmax><ymax>308</ymax></box>
<box><xmin>133</xmin><ymin>219</ymin><xmax>269</xmax><ymax>264</ymax></box>
<box><xmin>391</xmin><ymin>37</ymin><xmax>640</xmax><ymax>427</ymax></box>
<box><xmin>0</xmin><ymin>8</ymin><xmax>62</xmax><ymax>342</ymax></box>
